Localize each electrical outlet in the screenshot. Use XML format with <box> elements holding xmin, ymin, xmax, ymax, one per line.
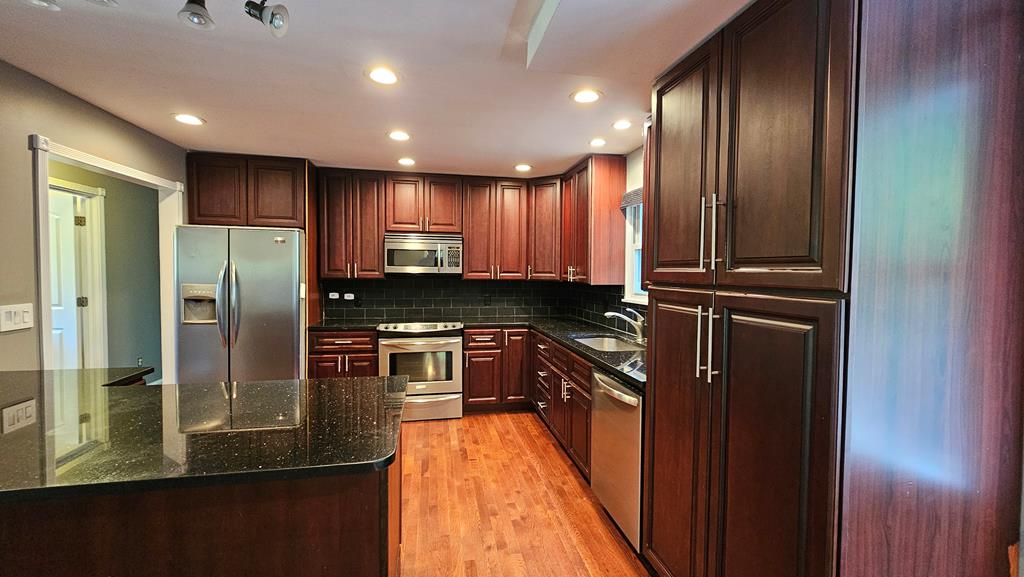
<box><xmin>2</xmin><ymin>399</ymin><xmax>37</xmax><ymax>434</ymax></box>
<box><xmin>137</xmin><ymin>357</ymin><xmax>144</xmax><ymax>367</ymax></box>
<box><xmin>343</xmin><ymin>293</ymin><xmax>355</xmax><ymax>301</ymax></box>
<box><xmin>328</xmin><ymin>292</ymin><xmax>340</xmax><ymax>300</ymax></box>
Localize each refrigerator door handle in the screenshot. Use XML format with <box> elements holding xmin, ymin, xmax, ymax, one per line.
<box><xmin>215</xmin><ymin>260</ymin><xmax>229</xmax><ymax>348</ymax></box>
<box><xmin>230</xmin><ymin>260</ymin><xmax>241</xmax><ymax>347</ymax></box>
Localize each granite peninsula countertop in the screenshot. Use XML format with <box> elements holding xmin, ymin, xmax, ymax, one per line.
<box><xmin>312</xmin><ymin>316</ymin><xmax>646</xmax><ymax>390</ymax></box>
<box><xmin>0</xmin><ymin>366</ymin><xmax>155</xmax><ymax>390</ymax></box>
<box><xmin>0</xmin><ymin>376</ymin><xmax>407</xmax><ymax>499</ymax></box>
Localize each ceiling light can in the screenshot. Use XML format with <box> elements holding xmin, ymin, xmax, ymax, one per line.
<box><xmin>368</xmin><ymin>67</ymin><xmax>399</xmax><ymax>85</ymax></box>
<box><xmin>389</xmin><ymin>130</ymin><xmax>410</xmax><ymax>141</ymax></box>
<box><xmin>590</xmin><ymin>138</ymin><xmax>606</xmax><ymax>148</ymax></box>
<box><xmin>613</xmin><ymin>119</ymin><xmax>632</xmax><ymax>130</ymax></box>
<box><xmin>398</xmin><ymin>158</ymin><xmax>415</xmax><ymax>167</ymax></box>
<box><xmin>514</xmin><ymin>164</ymin><xmax>532</xmax><ymax>173</ymax></box>
<box><xmin>174</xmin><ymin>113</ymin><xmax>206</xmax><ymax>126</ymax></box>
<box><xmin>572</xmin><ymin>89</ymin><xmax>601</xmax><ymax>104</ymax></box>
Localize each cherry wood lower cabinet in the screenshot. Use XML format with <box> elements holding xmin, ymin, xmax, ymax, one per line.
<box><xmin>530</xmin><ymin>332</ymin><xmax>592</xmax><ymax>479</ymax></box>
<box><xmin>644</xmin><ymin>287</ymin><xmax>842</xmax><ymax>577</ymax></box>
<box><xmin>463</xmin><ymin>328</ymin><xmax>531</xmax><ymax>410</ymax></box>
<box><xmin>308</xmin><ymin>331</ymin><xmax>379</xmax><ymax>378</ymax></box>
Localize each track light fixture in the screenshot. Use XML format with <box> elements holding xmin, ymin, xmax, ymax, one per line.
<box><xmin>244</xmin><ymin>0</ymin><xmax>289</xmax><ymax>38</ymax></box>
<box><xmin>178</xmin><ymin>0</ymin><xmax>215</xmax><ymax>30</ymax></box>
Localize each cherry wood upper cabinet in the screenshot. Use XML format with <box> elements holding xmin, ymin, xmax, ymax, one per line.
<box><xmin>648</xmin><ymin>36</ymin><xmax>720</xmax><ymax>286</ymax></box>
<box><xmin>319</xmin><ymin>170</ymin><xmax>351</xmax><ymax>278</ymax></box>
<box><xmin>495</xmin><ymin>180</ymin><xmax>529</xmax><ymax>280</ymax></box>
<box><xmin>188</xmin><ymin>154</ymin><xmax>248</xmax><ymax>226</ymax></box>
<box><xmin>424</xmin><ymin>176</ymin><xmax>463</xmax><ymax>233</ymax></box>
<box><xmin>247</xmin><ymin>157</ymin><xmax>306</xmax><ymax>228</ymax></box>
<box><xmin>527</xmin><ymin>178</ymin><xmax>561</xmax><ymax>281</ymax></box>
<box><xmin>560</xmin><ymin>155</ymin><xmax>626</xmax><ymax>285</ymax></box>
<box><xmin>716</xmin><ymin>0</ymin><xmax>853</xmax><ymax>290</ymax></box>
<box><xmin>188</xmin><ymin>153</ymin><xmax>306</xmax><ymax>228</ymax></box>
<box><xmin>350</xmin><ymin>172</ymin><xmax>386</xmax><ymax>279</ymax></box>
<box><xmin>643</xmin><ymin>287</ymin><xmax>714</xmax><ymax>577</ymax></box>
<box><xmin>706</xmin><ymin>292</ymin><xmax>841</xmax><ymax>577</ymax></box>
<box><xmin>462</xmin><ymin>179</ymin><xmax>496</xmax><ymax>279</ymax></box>
<box><xmin>385</xmin><ymin>175</ymin><xmax>424</xmax><ymax>232</ymax></box>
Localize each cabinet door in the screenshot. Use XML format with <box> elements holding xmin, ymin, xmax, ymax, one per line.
<box><xmin>560</xmin><ymin>174</ymin><xmax>575</xmax><ymax>281</ymax></box>
<box><xmin>495</xmin><ymin>180</ymin><xmax>529</xmax><ymax>280</ymax></box>
<box><xmin>465</xmin><ymin>349</ymin><xmax>502</xmax><ymax>405</ymax></box>
<box><xmin>717</xmin><ymin>0</ymin><xmax>852</xmax><ymax>290</ymax></box>
<box><xmin>566</xmin><ymin>383</ymin><xmax>591</xmax><ymax>478</ymax></box>
<box><xmin>247</xmin><ymin>157</ymin><xmax>305</xmax><ymax>228</ymax></box>
<box><xmin>319</xmin><ymin>170</ymin><xmax>351</xmax><ymax>279</ymax></box>
<box><xmin>351</xmin><ymin>172</ymin><xmax>386</xmax><ymax>279</ymax></box>
<box><xmin>425</xmin><ymin>176</ymin><xmax>463</xmax><ymax>233</ymax></box>
<box><xmin>345</xmin><ymin>353</ymin><xmax>379</xmax><ymax>378</ymax></box>
<box><xmin>572</xmin><ymin>165</ymin><xmax>590</xmax><ymax>283</ymax></box>
<box><xmin>501</xmin><ymin>329</ymin><xmax>529</xmax><ymax>402</ymax></box>
<box><xmin>309</xmin><ymin>355</ymin><xmax>343</xmax><ymax>378</ymax></box>
<box><xmin>187</xmin><ymin>154</ymin><xmax>247</xmax><ymax>226</ymax></box>
<box><xmin>643</xmin><ymin>287</ymin><xmax>714</xmax><ymax>577</ymax></box>
<box><xmin>649</xmin><ymin>36</ymin><xmax>720</xmax><ymax>286</ymax></box>
<box><xmin>528</xmin><ymin>178</ymin><xmax>561</xmax><ymax>280</ymax></box>
<box><xmin>706</xmin><ymin>292</ymin><xmax>841</xmax><ymax>577</ymax></box>
<box><xmin>462</xmin><ymin>179</ymin><xmax>496</xmax><ymax>279</ymax></box>
<box><xmin>386</xmin><ymin>175</ymin><xmax>424</xmax><ymax>232</ymax></box>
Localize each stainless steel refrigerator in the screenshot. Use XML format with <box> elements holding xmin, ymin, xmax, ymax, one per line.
<box><xmin>175</xmin><ymin>226</ymin><xmax>305</xmax><ymax>384</ymax></box>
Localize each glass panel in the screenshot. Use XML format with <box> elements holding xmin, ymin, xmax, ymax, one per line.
<box><xmin>387</xmin><ymin>247</ymin><xmax>440</xmax><ymax>268</ymax></box>
<box><xmin>633</xmin><ymin>249</ymin><xmax>647</xmax><ymax>296</ymax></box>
<box><xmin>390</xmin><ymin>351</ymin><xmax>453</xmax><ymax>383</ymax></box>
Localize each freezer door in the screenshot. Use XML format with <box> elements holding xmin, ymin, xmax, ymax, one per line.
<box><xmin>176</xmin><ymin>227</ymin><xmax>230</xmax><ymax>384</ymax></box>
<box><xmin>228</xmin><ymin>229</ymin><xmax>302</xmax><ymax>382</ymax></box>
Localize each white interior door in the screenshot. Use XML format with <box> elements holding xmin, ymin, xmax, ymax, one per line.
<box><xmin>48</xmin><ymin>189</ymin><xmax>82</xmax><ymax>456</ymax></box>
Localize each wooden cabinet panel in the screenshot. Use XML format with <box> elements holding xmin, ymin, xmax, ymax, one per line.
<box><xmin>717</xmin><ymin>0</ymin><xmax>852</xmax><ymax>290</ymax></box>
<box><xmin>310</xmin><ymin>331</ymin><xmax>377</xmax><ymax>354</ymax></box>
<box><xmin>502</xmin><ymin>329</ymin><xmax>529</xmax><ymax>402</ymax></box>
<box><xmin>345</xmin><ymin>353</ymin><xmax>379</xmax><ymax>377</ymax></box>
<box><xmin>463</xmin><ymin>328</ymin><xmax>501</xmax><ymax>349</ymax></box>
<box><xmin>527</xmin><ymin>178</ymin><xmax>561</xmax><ymax>280</ymax></box>
<box><xmin>309</xmin><ymin>355</ymin><xmax>343</xmax><ymax>379</ymax></box>
<box><xmin>425</xmin><ymin>176</ymin><xmax>462</xmax><ymax>233</ymax></box>
<box><xmin>319</xmin><ymin>171</ymin><xmax>351</xmax><ymax>278</ymax></box>
<box><xmin>571</xmin><ymin>165</ymin><xmax>590</xmax><ymax>283</ymax></box>
<box><xmin>188</xmin><ymin>154</ymin><xmax>248</xmax><ymax>226</ymax></box>
<box><xmin>560</xmin><ymin>174</ymin><xmax>575</xmax><ymax>282</ymax></box>
<box><xmin>643</xmin><ymin>287</ymin><xmax>714</xmax><ymax>577</ymax></box>
<box><xmin>649</xmin><ymin>36</ymin><xmax>720</xmax><ymax>286</ymax></box>
<box><xmin>247</xmin><ymin>157</ymin><xmax>305</xmax><ymax>228</ymax></box>
<box><xmin>351</xmin><ymin>172</ymin><xmax>386</xmax><ymax>279</ymax></box>
<box><xmin>559</xmin><ymin>156</ymin><xmax>625</xmax><ymax>285</ymax></box>
<box><xmin>465</xmin><ymin>349</ymin><xmax>502</xmax><ymax>406</ymax></box>
<box><xmin>462</xmin><ymin>179</ymin><xmax>496</xmax><ymax>279</ymax></box>
<box><xmin>386</xmin><ymin>175</ymin><xmax>424</xmax><ymax>232</ymax></box>
<box><xmin>549</xmin><ymin>372</ymin><xmax>570</xmax><ymax>445</ymax></box>
<box><xmin>495</xmin><ymin>180</ymin><xmax>528</xmax><ymax>280</ymax></box>
<box><xmin>707</xmin><ymin>293</ymin><xmax>841</xmax><ymax>577</ymax></box>
<box><xmin>566</xmin><ymin>383</ymin><xmax>591</xmax><ymax>478</ymax></box>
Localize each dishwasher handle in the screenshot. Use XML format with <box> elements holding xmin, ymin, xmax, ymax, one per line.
<box><xmin>593</xmin><ymin>372</ymin><xmax>640</xmax><ymax>407</ymax></box>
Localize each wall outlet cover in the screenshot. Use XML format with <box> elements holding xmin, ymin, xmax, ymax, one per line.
<box><xmin>2</xmin><ymin>399</ymin><xmax>37</xmax><ymax>434</ymax></box>
<box><xmin>328</xmin><ymin>292</ymin><xmax>340</xmax><ymax>300</ymax></box>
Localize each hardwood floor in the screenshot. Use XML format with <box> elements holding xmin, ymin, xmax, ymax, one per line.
<box><xmin>401</xmin><ymin>412</ymin><xmax>649</xmax><ymax>577</ymax></box>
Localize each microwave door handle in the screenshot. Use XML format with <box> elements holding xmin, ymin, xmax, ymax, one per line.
<box><xmin>438</xmin><ymin>243</ymin><xmax>444</xmax><ymax>272</ymax></box>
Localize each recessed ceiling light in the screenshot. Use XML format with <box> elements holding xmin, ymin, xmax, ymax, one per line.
<box><xmin>571</xmin><ymin>89</ymin><xmax>601</xmax><ymax>104</ymax></box>
<box><xmin>613</xmin><ymin>119</ymin><xmax>632</xmax><ymax>130</ymax></box>
<box><xmin>590</xmin><ymin>138</ymin><xmax>607</xmax><ymax>148</ymax></box>
<box><xmin>514</xmin><ymin>164</ymin><xmax>532</xmax><ymax>173</ymax></box>
<box><xmin>174</xmin><ymin>113</ymin><xmax>206</xmax><ymax>126</ymax></box>
<box><xmin>368</xmin><ymin>67</ymin><xmax>399</xmax><ymax>85</ymax></box>
<box><xmin>389</xmin><ymin>130</ymin><xmax>410</xmax><ymax>141</ymax></box>
<box><xmin>22</xmin><ymin>0</ymin><xmax>60</xmax><ymax>11</ymax></box>
<box><xmin>398</xmin><ymin>157</ymin><xmax>416</xmax><ymax>167</ymax></box>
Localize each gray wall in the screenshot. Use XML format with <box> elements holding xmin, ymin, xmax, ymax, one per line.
<box><xmin>0</xmin><ymin>59</ymin><xmax>185</xmax><ymax>371</ymax></box>
<box><xmin>626</xmin><ymin>146</ymin><xmax>643</xmax><ymax>192</ymax></box>
<box><xmin>48</xmin><ymin>162</ymin><xmax>163</xmax><ymax>382</ymax></box>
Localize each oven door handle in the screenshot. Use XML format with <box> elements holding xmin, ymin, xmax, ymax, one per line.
<box><xmin>405</xmin><ymin>394</ymin><xmax>462</xmax><ymax>404</ymax></box>
<box><xmin>379</xmin><ymin>339</ymin><xmax>463</xmax><ymax>348</ymax></box>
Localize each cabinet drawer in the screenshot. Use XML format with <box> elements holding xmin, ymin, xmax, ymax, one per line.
<box><xmin>535</xmin><ymin>384</ymin><xmax>552</xmax><ymax>424</ymax></box>
<box><xmin>570</xmin><ymin>354</ymin><xmax>591</xmax><ymax>392</ymax></box>
<box><xmin>550</xmin><ymin>343</ymin><xmax>573</xmax><ymax>375</ymax></box>
<box><xmin>464</xmin><ymin>329</ymin><xmax>502</xmax><ymax>349</ymax></box>
<box><xmin>535</xmin><ymin>362</ymin><xmax>552</xmax><ymax>394</ymax></box>
<box><xmin>310</xmin><ymin>331</ymin><xmax>377</xmax><ymax>354</ymax></box>
<box><xmin>534</xmin><ymin>334</ymin><xmax>553</xmax><ymax>359</ymax></box>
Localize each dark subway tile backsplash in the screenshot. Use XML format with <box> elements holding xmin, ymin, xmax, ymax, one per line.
<box><xmin>320</xmin><ymin>277</ymin><xmax>646</xmax><ymax>333</ymax></box>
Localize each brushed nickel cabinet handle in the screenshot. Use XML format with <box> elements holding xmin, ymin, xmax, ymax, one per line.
<box><xmin>696</xmin><ymin>305</ymin><xmax>704</xmax><ymax>378</ymax></box>
<box><xmin>354</xmin><ymin>261</ymin><xmax>358</xmax><ymax>278</ymax></box>
<box><xmin>345</xmin><ymin>355</ymin><xmax>350</xmax><ymax>373</ymax></box>
<box><xmin>710</xmin><ymin>193</ymin><xmax>719</xmax><ymax>272</ymax></box>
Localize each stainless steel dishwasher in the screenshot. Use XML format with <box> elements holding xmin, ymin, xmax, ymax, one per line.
<box><xmin>591</xmin><ymin>369</ymin><xmax>643</xmax><ymax>551</ymax></box>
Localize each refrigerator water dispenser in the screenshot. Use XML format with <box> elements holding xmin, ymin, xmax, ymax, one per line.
<box><xmin>181</xmin><ymin>283</ymin><xmax>218</xmax><ymax>324</ymax></box>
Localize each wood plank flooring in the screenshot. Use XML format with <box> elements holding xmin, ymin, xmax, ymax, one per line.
<box><xmin>400</xmin><ymin>411</ymin><xmax>649</xmax><ymax>577</ymax></box>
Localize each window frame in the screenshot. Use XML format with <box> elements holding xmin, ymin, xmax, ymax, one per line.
<box><xmin>622</xmin><ymin>203</ymin><xmax>648</xmax><ymax>305</ymax></box>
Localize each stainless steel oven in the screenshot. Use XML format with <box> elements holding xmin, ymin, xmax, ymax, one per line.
<box><xmin>383</xmin><ymin>233</ymin><xmax>463</xmax><ymax>275</ymax></box>
<box><xmin>378</xmin><ymin>322</ymin><xmax>464</xmax><ymax>421</ymax></box>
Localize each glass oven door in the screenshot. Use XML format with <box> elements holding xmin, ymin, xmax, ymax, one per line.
<box><xmin>379</xmin><ymin>338</ymin><xmax>463</xmax><ymax>395</ymax></box>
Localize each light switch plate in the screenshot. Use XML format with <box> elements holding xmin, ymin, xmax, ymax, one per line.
<box><xmin>0</xmin><ymin>303</ymin><xmax>34</xmax><ymax>332</ymax></box>
<box><xmin>2</xmin><ymin>399</ymin><xmax>37</xmax><ymax>434</ymax></box>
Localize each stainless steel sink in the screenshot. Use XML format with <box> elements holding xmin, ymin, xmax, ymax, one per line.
<box><xmin>574</xmin><ymin>336</ymin><xmax>646</xmax><ymax>352</ymax></box>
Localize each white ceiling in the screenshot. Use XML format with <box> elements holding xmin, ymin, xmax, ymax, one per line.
<box><xmin>0</xmin><ymin>0</ymin><xmax>748</xmax><ymax>177</ymax></box>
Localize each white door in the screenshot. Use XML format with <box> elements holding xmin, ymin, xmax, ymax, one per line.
<box><xmin>49</xmin><ymin>190</ymin><xmax>82</xmax><ymax>456</ymax></box>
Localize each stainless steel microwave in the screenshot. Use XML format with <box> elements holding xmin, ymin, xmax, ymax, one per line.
<box><xmin>383</xmin><ymin>234</ymin><xmax>463</xmax><ymax>274</ymax></box>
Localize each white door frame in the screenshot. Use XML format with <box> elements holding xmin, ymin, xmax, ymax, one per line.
<box><xmin>30</xmin><ymin>134</ymin><xmax>184</xmax><ymax>385</ymax></box>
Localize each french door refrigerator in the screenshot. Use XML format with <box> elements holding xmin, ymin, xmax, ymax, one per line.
<box><xmin>175</xmin><ymin>226</ymin><xmax>305</xmax><ymax>384</ymax></box>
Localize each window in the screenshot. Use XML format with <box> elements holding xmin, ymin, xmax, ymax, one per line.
<box><xmin>623</xmin><ymin>204</ymin><xmax>647</xmax><ymax>305</ymax></box>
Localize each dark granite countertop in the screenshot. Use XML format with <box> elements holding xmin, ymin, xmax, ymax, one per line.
<box><xmin>0</xmin><ymin>366</ymin><xmax>155</xmax><ymax>391</ymax></box>
<box><xmin>0</xmin><ymin>376</ymin><xmax>407</xmax><ymax>499</ymax></box>
<box><xmin>312</xmin><ymin>316</ymin><xmax>646</xmax><ymax>390</ymax></box>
